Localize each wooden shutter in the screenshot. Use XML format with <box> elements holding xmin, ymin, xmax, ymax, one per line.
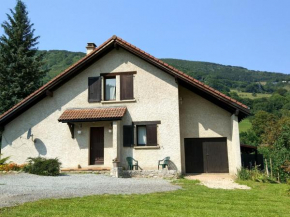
<box><xmin>120</xmin><ymin>74</ymin><xmax>134</xmax><ymax>100</ymax></box>
<box><xmin>146</xmin><ymin>124</ymin><xmax>157</xmax><ymax>146</ymax></box>
<box><xmin>88</xmin><ymin>77</ymin><xmax>101</xmax><ymax>102</ymax></box>
<box><xmin>123</xmin><ymin>125</ymin><xmax>134</xmax><ymax>147</ymax></box>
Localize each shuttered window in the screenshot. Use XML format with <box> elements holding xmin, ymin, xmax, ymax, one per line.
<box><xmin>137</xmin><ymin>124</ymin><xmax>158</xmax><ymax>146</ymax></box>
<box><xmin>120</xmin><ymin>74</ymin><xmax>134</xmax><ymax>100</ymax></box>
<box><xmin>88</xmin><ymin>77</ymin><xmax>101</xmax><ymax>102</ymax></box>
<box><xmin>123</xmin><ymin>125</ymin><xmax>134</xmax><ymax>147</ymax></box>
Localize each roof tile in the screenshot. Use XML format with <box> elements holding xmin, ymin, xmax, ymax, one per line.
<box><xmin>58</xmin><ymin>107</ymin><xmax>127</xmax><ymax>122</ymax></box>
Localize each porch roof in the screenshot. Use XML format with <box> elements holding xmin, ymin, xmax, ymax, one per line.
<box><xmin>58</xmin><ymin>107</ymin><xmax>127</xmax><ymax>123</ymax></box>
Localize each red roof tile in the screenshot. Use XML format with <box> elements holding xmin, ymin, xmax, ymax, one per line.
<box><xmin>58</xmin><ymin>107</ymin><xmax>127</xmax><ymax>122</ymax></box>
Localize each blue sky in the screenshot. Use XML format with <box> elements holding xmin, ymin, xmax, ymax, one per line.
<box><xmin>0</xmin><ymin>0</ymin><xmax>289</xmax><ymax>74</ymax></box>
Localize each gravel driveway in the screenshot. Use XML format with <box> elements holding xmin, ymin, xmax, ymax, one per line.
<box><xmin>0</xmin><ymin>173</ymin><xmax>180</xmax><ymax>208</ymax></box>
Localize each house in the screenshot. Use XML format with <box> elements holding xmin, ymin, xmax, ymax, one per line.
<box><xmin>0</xmin><ymin>36</ymin><xmax>250</xmax><ymax>174</ymax></box>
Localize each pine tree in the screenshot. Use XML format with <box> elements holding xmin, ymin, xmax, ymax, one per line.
<box><xmin>0</xmin><ymin>0</ymin><xmax>46</xmax><ymax>114</ymax></box>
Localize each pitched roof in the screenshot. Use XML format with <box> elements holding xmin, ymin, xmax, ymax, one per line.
<box><xmin>0</xmin><ymin>35</ymin><xmax>250</xmax><ymax>126</ymax></box>
<box><xmin>58</xmin><ymin>107</ymin><xmax>127</xmax><ymax>123</ymax></box>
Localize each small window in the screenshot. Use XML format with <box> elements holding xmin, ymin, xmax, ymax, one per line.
<box><xmin>137</xmin><ymin>124</ymin><xmax>157</xmax><ymax>146</ymax></box>
<box><xmin>105</xmin><ymin>77</ymin><xmax>116</xmax><ymax>101</ymax></box>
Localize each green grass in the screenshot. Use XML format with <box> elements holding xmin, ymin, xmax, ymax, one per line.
<box><xmin>231</xmin><ymin>90</ymin><xmax>272</xmax><ymax>99</ymax></box>
<box><xmin>1</xmin><ymin>179</ymin><xmax>289</xmax><ymax>217</ymax></box>
<box><xmin>239</xmin><ymin>118</ymin><xmax>252</xmax><ymax>132</ymax></box>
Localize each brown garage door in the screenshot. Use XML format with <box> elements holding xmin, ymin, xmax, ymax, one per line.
<box><xmin>185</xmin><ymin>138</ymin><xmax>229</xmax><ymax>173</ymax></box>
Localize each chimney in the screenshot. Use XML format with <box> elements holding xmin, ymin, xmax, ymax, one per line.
<box><xmin>86</xmin><ymin>43</ymin><xmax>97</xmax><ymax>55</ymax></box>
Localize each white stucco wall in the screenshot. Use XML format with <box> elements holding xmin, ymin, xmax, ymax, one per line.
<box><xmin>1</xmin><ymin>48</ymin><xmax>181</xmax><ymax>170</ymax></box>
<box><xmin>179</xmin><ymin>86</ymin><xmax>241</xmax><ymax>174</ymax></box>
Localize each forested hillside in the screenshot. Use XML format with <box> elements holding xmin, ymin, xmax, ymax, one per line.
<box><xmin>39</xmin><ymin>50</ymin><xmax>86</xmax><ymax>83</ymax></box>
<box><xmin>162</xmin><ymin>59</ymin><xmax>290</xmax><ymax>94</ymax></box>
<box><xmin>40</xmin><ymin>50</ymin><xmax>290</xmax><ymax>95</ymax></box>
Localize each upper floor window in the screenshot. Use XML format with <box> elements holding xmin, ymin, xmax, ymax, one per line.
<box><xmin>105</xmin><ymin>77</ymin><xmax>116</xmax><ymax>101</ymax></box>
<box><xmin>88</xmin><ymin>71</ymin><xmax>136</xmax><ymax>103</ymax></box>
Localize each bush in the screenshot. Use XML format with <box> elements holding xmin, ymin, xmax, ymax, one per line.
<box><xmin>237</xmin><ymin>167</ymin><xmax>277</xmax><ymax>183</ymax></box>
<box><xmin>0</xmin><ymin>154</ymin><xmax>10</xmax><ymax>165</ymax></box>
<box><xmin>23</xmin><ymin>157</ymin><xmax>61</xmax><ymax>176</ymax></box>
<box><xmin>237</xmin><ymin>168</ymin><xmax>251</xmax><ymax>180</ymax></box>
<box><xmin>0</xmin><ymin>163</ymin><xmax>25</xmax><ymax>171</ymax></box>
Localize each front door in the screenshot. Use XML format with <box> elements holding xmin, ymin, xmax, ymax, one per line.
<box><xmin>90</xmin><ymin>127</ymin><xmax>104</xmax><ymax>165</ymax></box>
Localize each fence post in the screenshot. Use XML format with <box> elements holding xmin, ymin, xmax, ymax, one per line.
<box><xmin>265</xmin><ymin>159</ymin><xmax>269</xmax><ymax>177</ymax></box>
<box><xmin>270</xmin><ymin>158</ymin><xmax>273</xmax><ymax>179</ymax></box>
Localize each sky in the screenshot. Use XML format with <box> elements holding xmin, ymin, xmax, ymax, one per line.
<box><xmin>0</xmin><ymin>0</ymin><xmax>289</xmax><ymax>74</ymax></box>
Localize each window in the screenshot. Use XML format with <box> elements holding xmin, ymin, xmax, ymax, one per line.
<box><xmin>137</xmin><ymin>124</ymin><xmax>158</xmax><ymax>146</ymax></box>
<box><xmin>88</xmin><ymin>77</ymin><xmax>101</xmax><ymax>102</ymax></box>
<box><xmin>105</xmin><ymin>77</ymin><xmax>116</xmax><ymax>101</ymax></box>
<box><xmin>89</xmin><ymin>72</ymin><xmax>136</xmax><ymax>103</ymax></box>
<box><xmin>137</xmin><ymin>126</ymin><xmax>147</xmax><ymax>146</ymax></box>
<box><xmin>120</xmin><ymin>74</ymin><xmax>134</xmax><ymax>100</ymax></box>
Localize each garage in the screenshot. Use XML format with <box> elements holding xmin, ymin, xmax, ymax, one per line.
<box><xmin>184</xmin><ymin>138</ymin><xmax>229</xmax><ymax>173</ymax></box>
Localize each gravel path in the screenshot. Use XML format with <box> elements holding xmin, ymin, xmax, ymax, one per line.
<box><xmin>186</xmin><ymin>174</ymin><xmax>251</xmax><ymax>190</ymax></box>
<box><xmin>0</xmin><ymin>173</ymin><xmax>180</xmax><ymax>208</ymax></box>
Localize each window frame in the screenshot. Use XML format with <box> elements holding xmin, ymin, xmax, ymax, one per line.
<box><xmin>104</xmin><ymin>76</ymin><xmax>117</xmax><ymax>101</ymax></box>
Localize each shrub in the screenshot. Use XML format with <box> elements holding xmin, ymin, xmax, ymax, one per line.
<box><xmin>0</xmin><ymin>154</ymin><xmax>10</xmax><ymax>165</ymax></box>
<box><xmin>0</xmin><ymin>163</ymin><xmax>25</xmax><ymax>171</ymax></box>
<box><xmin>237</xmin><ymin>167</ymin><xmax>277</xmax><ymax>183</ymax></box>
<box><xmin>237</xmin><ymin>168</ymin><xmax>251</xmax><ymax>180</ymax></box>
<box><xmin>23</xmin><ymin>157</ymin><xmax>61</xmax><ymax>176</ymax></box>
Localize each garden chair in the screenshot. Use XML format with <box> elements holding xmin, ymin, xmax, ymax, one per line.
<box><xmin>158</xmin><ymin>157</ymin><xmax>170</xmax><ymax>170</ymax></box>
<box><xmin>126</xmin><ymin>157</ymin><xmax>139</xmax><ymax>170</ymax></box>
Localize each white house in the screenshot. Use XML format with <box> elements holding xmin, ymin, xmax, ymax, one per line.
<box><xmin>0</xmin><ymin>36</ymin><xmax>250</xmax><ymax>174</ymax></box>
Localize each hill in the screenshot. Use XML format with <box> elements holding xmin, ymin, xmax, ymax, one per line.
<box><xmin>39</xmin><ymin>50</ymin><xmax>290</xmax><ymax>94</ymax></box>
<box><xmin>39</xmin><ymin>50</ymin><xmax>86</xmax><ymax>83</ymax></box>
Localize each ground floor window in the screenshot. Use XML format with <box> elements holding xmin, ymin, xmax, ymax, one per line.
<box><xmin>123</xmin><ymin>121</ymin><xmax>160</xmax><ymax>147</ymax></box>
<box><xmin>137</xmin><ymin>125</ymin><xmax>147</xmax><ymax>146</ymax></box>
<box><xmin>136</xmin><ymin>124</ymin><xmax>157</xmax><ymax>146</ymax></box>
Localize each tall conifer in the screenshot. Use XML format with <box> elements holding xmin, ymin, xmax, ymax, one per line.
<box><xmin>0</xmin><ymin>0</ymin><xmax>45</xmax><ymax>114</ymax></box>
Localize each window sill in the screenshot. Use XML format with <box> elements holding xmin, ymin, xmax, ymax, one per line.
<box><xmin>101</xmin><ymin>99</ymin><xmax>136</xmax><ymax>104</ymax></box>
<box><xmin>133</xmin><ymin>146</ymin><xmax>160</xmax><ymax>150</ymax></box>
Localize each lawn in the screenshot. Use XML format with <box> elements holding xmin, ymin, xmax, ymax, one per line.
<box><xmin>239</xmin><ymin>118</ymin><xmax>252</xmax><ymax>132</ymax></box>
<box><xmin>230</xmin><ymin>90</ymin><xmax>272</xmax><ymax>99</ymax></box>
<box><xmin>0</xmin><ymin>179</ymin><xmax>289</xmax><ymax>217</ymax></box>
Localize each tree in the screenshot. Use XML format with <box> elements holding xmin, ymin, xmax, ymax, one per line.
<box><xmin>251</xmin><ymin>111</ymin><xmax>276</xmax><ymax>138</ymax></box>
<box><xmin>240</xmin><ymin>130</ymin><xmax>259</xmax><ymax>146</ymax></box>
<box><xmin>0</xmin><ymin>0</ymin><xmax>46</xmax><ymax>114</ymax></box>
<box><xmin>258</xmin><ymin>117</ymin><xmax>290</xmax><ymax>182</ymax></box>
